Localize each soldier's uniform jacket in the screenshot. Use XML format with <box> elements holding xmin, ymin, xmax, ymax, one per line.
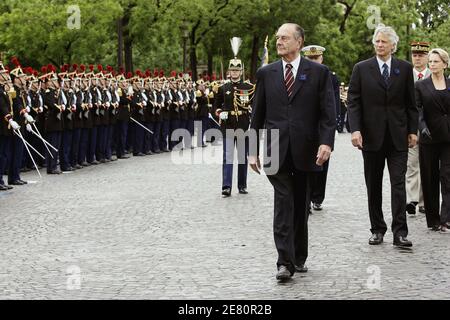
<box><xmin>62</xmin><ymin>88</ymin><xmax>74</xmax><ymax>131</ymax></box>
<box><xmin>100</xmin><ymin>88</ymin><xmax>111</xmax><ymax>126</ymax></box>
<box><xmin>213</xmin><ymin>80</ymin><xmax>255</xmax><ymax>131</ymax></box>
<box><xmin>144</xmin><ymin>89</ymin><xmax>156</xmax><ymax>123</ymax></box>
<box><xmin>153</xmin><ymin>90</ymin><xmax>164</xmax><ymax>122</ymax></box>
<box><xmin>109</xmin><ymin>87</ymin><xmax>119</xmax><ymax>126</ymax></box>
<box><xmin>72</xmin><ymin>89</ymin><xmax>84</xmax><ymax>130</ymax></box>
<box><xmin>43</xmin><ymin>88</ymin><xmax>63</xmax><ymax>132</ymax></box>
<box><xmin>29</xmin><ymin>90</ymin><xmax>46</xmax><ymax>132</ymax></box>
<box><xmin>12</xmin><ymin>86</ymin><xmax>27</xmax><ymax>127</ymax></box>
<box><xmin>117</xmin><ymin>90</ymin><xmax>131</xmax><ymax>122</ymax></box>
<box><xmin>161</xmin><ymin>89</ymin><xmax>171</xmax><ymax>121</ymax></box>
<box><xmin>82</xmin><ymin>88</ymin><xmax>94</xmax><ymax>129</ymax></box>
<box><xmin>169</xmin><ymin>89</ymin><xmax>180</xmax><ymax>121</ymax></box>
<box><xmin>0</xmin><ymin>85</ymin><xmax>13</xmax><ymax>137</ymax></box>
<box><xmin>187</xmin><ymin>89</ymin><xmax>196</xmax><ymax>120</ymax></box>
<box><xmin>92</xmin><ymin>86</ymin><xmax>102</xmax><ymax>127</ymax></box>
<box><xmin>179</xmin><ymin>89</ymin><xmax>188</xmax><ymax>122</ymax></box>
<box><xmin>131</xmin><ymin>90</ymin><xmax>145</xmax><ymax>122</ymax></box>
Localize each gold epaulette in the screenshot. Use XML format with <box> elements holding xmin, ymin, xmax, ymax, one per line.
<box><xmin>196</xmin><ymin>90</ymin><xmax>202</xmax><ymax>97</ymax></box>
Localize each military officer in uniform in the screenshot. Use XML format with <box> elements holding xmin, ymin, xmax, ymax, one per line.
<box><xmin>301</xmin><ymin>45</ymin><xmax>339</xmax><ymax>211</ymax></box>
<box><xmin>213</xmin><ymin>38</ymin><xmax>255</xmax><ymax>197</ymax></box>
<box><xmin>406</xmin><ymin>41</ymin><xmax>432</xmax><ymax>215</ymax></box>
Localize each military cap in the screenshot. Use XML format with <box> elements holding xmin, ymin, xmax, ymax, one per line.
<box><xmin>9</xmin><ymin>57</ymin><xmax>26</xmax><ymax>79</ymax></box>
<box><xmin>302</xmin><ymin>45</ymin><xmax>326</xmax><ymax>57</ymax></box>
<box><xmin>410</xmin><ymin>41</ymin><xmax>430</xmax><ymax>54</ymax></box>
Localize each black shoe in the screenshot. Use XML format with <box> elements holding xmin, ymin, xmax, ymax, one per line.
<box><xmin>238</xmin><ymin>188</ymin><xmax>248</xmax><ymax>194</ymax></box>
<box><xmin>295</xmin><ymin>264</ymin><xmax>308</xmax><ymax>273</ymax></box>
<box><xmin>81</xmin><ymin>162</ymin><xmax>91</xmax><ymax>167</ymax></box>
<box><xmin>21</xmin><ymin>167</ymin><xmax>31</xmax><ymax>172</ymax></box>
<box><xmin>312</xmin><ymin>202</ymin><xmax>322</xmax><ymax>211</ymax></box>
<box><xmin>145</xmin><ymin>151</ymin><xmax>154</xmax><ymax>155</ymax></box>
<box><xmin>439</xmin><ymin>225</ymin><xmax>450</xmax><ymax>233</ymax></box>
<box><xmin>222</xmin><ymin>188</ymin><xmax>231</xmax><ymax>197</ymax></box>
<box><xmin>18</xmin><ymin>180</ymin><xmax>28</xmax><ymax>184</ymax></box>
<box><xmin>90</xmin><ymin>160</ymin><xmax>100</xmax><ymax>165</ymax></box>
<box><xmin>430</xmin><ymin>225</ymin><xmax>440</xmax><ymax>231</ymax></box>
<box><xmin>5</xmin><ymin>185</ymin><xmax>13</xmax><ymax>190</ymax></box>
<box><xmin>99</xmin><ymin>159</ymin><xmax>107</xmax><ymax>163</ymax></box>
<box><xmin>162</xmin><ymin>149</ymin><xmax>170</xmax><ymax>153</ymax></box>
<box><xmin>406</xmin><ymin>202</ymin><xmax>416</xmax><ymax>215</ymax></box>
<box><xmin>153</xmin><ymin>150</ymin><xmax>161</xmax><ymax>154</ymax></box>
<box><xmin>134</xmin><ymin>152</ymin><xmax>145</xmax><ymax>157</ymax></box>
<box><xmin>276</xmin><ymin>265</ymin><xmax>293</xmax><ymax>281</ymax></box>
<box><xmin>118</xmin><ymin>155</ymin><xmax>130</xmax><ymax>159</ymax></box>
<box><xmin>9</xmin><ymin>180</ymin><xmax>26</xmax><ymax>186</ymax></box>
<box><xmin>369</xmin><ymin>233</ymin><xmax>384</xmax><ymax>245</ymax></box>
<box><xmin>74</xmin><ymin>164</ymin><xmax>82</xmax><ymax>170</ymax></box>
<box><xmin>0</xmin><ymin>184</ymin><xmax>9</xmax><ymax>191</ymax></box>
<box><xmin>47</xmin><ymin>169</ymin><xmax>62</xmax><ymax>175</ymax></box>
<box><xmin>201</xmin><ymin>144</ymin><xmax>207</xmax><ymax>148</ymax></box>
<box><xmin>418</xmin><ymin>206</ymin><xmax>426</xmax><ymax>214</ymax></box>
<box><xmin>110</xmin><ymin>156</ymin><xmax>118</xmax><ymax>161</ymax></box>
<box><xmin>393</xmin><ymin>236</ymin><xmax>412</xmax><ymax>247</ymax></box>
<box><xmin>62</xmin><ymin>167</ymin><xmax>73</xmax><ymax>172</ymax></box>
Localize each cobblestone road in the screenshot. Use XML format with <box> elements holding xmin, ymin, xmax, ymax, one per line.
<box><xmin>0</xmin><ymin>133</ymin><xmax>449</xmax><ymax>300</ymax></box>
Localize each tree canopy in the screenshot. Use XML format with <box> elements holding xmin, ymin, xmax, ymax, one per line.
<box><xmin>0</xmin><ymin>0</ymin><xmax>448</xmax><ymax>82</ymax></box>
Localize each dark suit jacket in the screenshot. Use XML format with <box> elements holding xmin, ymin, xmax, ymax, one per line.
<box><xmin>250</xmin><ymin>58</ymin><xmax>336</xmax><ymax>172</ymax></box>
<box><xmin>416</xmin><ymin>77</ymin><xmax>450</xmax><ymax>144</ymax></box>
<box><xmin>347</xmin><ymin>56</ymin><xmax>418</xmax><ymax>151</ymax></box>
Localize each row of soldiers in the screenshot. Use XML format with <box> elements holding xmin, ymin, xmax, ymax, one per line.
<box><xmin>0</xmin><ymin>59</ymin><xmax>224</xmax><ymax>190</ymax></box>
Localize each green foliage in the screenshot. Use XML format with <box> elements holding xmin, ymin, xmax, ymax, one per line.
<box><xmin>0</xmin><ymin>0</ymin><xmax>448</xmax><ymax>81</ymax></box>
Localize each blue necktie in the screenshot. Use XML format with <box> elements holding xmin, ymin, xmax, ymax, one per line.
<box><xmin>382</xmin><ymin>63</ymin><xmax>389</xmax><ymax>84</ymax></box>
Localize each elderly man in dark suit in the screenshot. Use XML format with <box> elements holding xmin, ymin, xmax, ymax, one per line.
<box><xmin>249</xmin><ymin>23</ymin><xmax>336</xmax><ymax>281</ymax></box>
<box><xmin>347</xmin><ymin>25</ymin><xmax>418</xmax><ymax>247</ymax></box>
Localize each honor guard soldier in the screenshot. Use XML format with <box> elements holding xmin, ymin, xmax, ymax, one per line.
<box><xmin>214</xmin><ymin>37</ymin><xmax>255</xmax><ymax>197</ymax></box>
<box><xmin>41</xmin><ymin>64</ymin><xmax>64</xmax><ymax>174</ymax></box>
<box><xmin>0</xmin><ymin>61</ymin><xmax>18</xmax><ymax>190</ymax></box>
<box><xmin>114</xmin><ymin>69</ymin><xmax>132</xmax><ymax>159</ymax></box>
<box><xmin>8</xmin><ymin>57</ymin><xmax>35</xmax><ymax>185</ymax></box>
<box><xmin>406</xmin><ymin>41</ymin><xmax>431</xmax><ymax>215</ymax></box>
<box><xmin>302</xmin><ymin>45</ymin><xmax>340</xmax><ymax>212</ymax></box>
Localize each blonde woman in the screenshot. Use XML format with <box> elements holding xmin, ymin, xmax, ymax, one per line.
<box><xmin>416</xmin><ymin>48</ymin><xmax>450</xmax><ymax>233</ymax></box>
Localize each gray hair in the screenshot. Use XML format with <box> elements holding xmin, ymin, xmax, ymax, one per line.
<box><xmin>280</xmin><ymin>23</ymin><xmax>305</xmax><ymax>40</ymax></box>
<box><xmin>372</xmin><ymin>25</ymin><xmax>399</xmax><ymax>53</ymax></box>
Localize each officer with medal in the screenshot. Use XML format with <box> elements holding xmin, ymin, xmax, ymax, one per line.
<box><xmin>301</xmin><ymin>45</ymin><xmax>340</xmax><ymax>212</ymax></box>
<box><xmin>214</xmin><ymin>37</ymin><xmax>255</xmax><ymax>197</ymax></box>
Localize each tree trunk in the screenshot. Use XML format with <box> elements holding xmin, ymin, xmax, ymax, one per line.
<box><xmin>123</xmin><ymin>11</ymin><xmax>133</xmax><ymax>72</ymax></box>
<box><xmin>250</xmin><ymin>34</ymin><xmax>260</xmax><ymax>83</ymax></box>
<box><xmin>207</xmin><ymin>51</ymin><xmax>213</xmax><ymax>79</ymax></box>
<box><xmin>117</xmin><ymin>18</ymin><xmax>124</xmax><ymax>70</ymax></box>
<box><xmin>190</xmin><ymin>34</ymin><xmax>198</xmax><ymax>81</ymax></box>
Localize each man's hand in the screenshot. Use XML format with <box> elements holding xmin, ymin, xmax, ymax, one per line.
<box><xmin>351</xmin><ymin>131</ymin><xmax>363</xmax><ymax>149</ymax></box>
<box><xmin>248</xmin><ymin>155</ymin><xmax>261</xmax><ymax>175</ymax></box>
<box><xmin>408</xmin><ymin>134</ymin><xmax>418</xmax><ymax>148</ymax></box>
<box><xmin>421</xmin><ymin>127</ymin><xmax>432</xmax><ymax>140</ymax></box>
<box><xmin>316</xmin><ymin>145</ymin><xmax>332</xmax><ymax>166</ymax></box>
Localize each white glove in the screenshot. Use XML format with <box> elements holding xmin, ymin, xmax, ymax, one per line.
<box><xmin>219</xmin><ymin>112</ymin><xmax>228</xmax><ymax>120</ymax></box>
<box><xmin>38</xmin><ymin>107</ymin><xmax>44</xmax><ymax>113</ymax></box>
<box><xmin>142</xmin><ymin>101</ymin><xmax>147</xmax><ymax>107</ymax></box>
<box><xmin>26</xmin><ymin>123</ymin><xmax>32</xmax><ymax>132</ymax></box>
<box><xmin>25</xmin><ymin>114</ymin><xmax>35</xmax><ymax>123</ymax></box>
<box><xmin>9</xmin><ymin>119</ymin><xmax>20</xmax><ymax>130</ymax></box>
<box><xmin>105</xmin><ymin>102</ymin><xmax>111</xmax><ymax>108</ymax></box>
<box><xmin>127</xmin><ymin>86</ymin><xmax>134</xmax><ymax>96</ymax></box>
<box><xmin>26</xmin><ymin>106</ymin><xmax>31</xmax><ymax>113</ymax></box>
<box><xmin>71</xmin><ymin>105</ymin><xmax>77</xmax><ymax>112</ymax></box>
<box><xmin>61</xmin><ymin>105</ymin><xmax>66</xmax><ymax>111</ymax></box>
